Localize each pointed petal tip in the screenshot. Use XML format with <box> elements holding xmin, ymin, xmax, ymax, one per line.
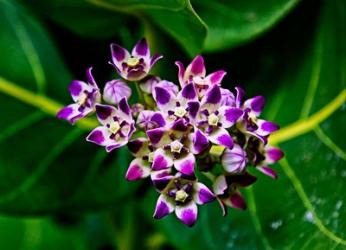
<box><xmin>258</xmin><ymin>166</ymin><xmax>278</xmax><ymax>179</ymax></box>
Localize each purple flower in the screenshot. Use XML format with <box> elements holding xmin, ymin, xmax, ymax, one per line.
<box><xmin>86</xmin><ymin>97</ymin><xmax>135</xmax><ymax>152</ymax></box>
<box><xmin>139</xmin><ymin>76</ymin><xmax>161</xmax><ymax>94</ymax></box>
<box><xmin>234</xmin><ymin>86</ymin><xmax>279</xmax><ymax>142</ymax></box>
<box><xmin>175</xmin><ymin>55</ymin><xmax>226</xmax><ymax>96</ymax></box>
<box><xmin>255</xmin><ymin>145</ymin><xmax>284</xmax><ymax>179</ymax></box>
<box><xmin>153</xmin><ymin>82</ymin><xmax>200</xmax><ymax>124</ymax></box>
<box><xmin>220</xmin><ymin>87</ymin><xmax>236</xmax><ymax>106</ymax></box>
<box><xmin>125</xmin><ymin>138</ymin><xmax>174</xmax><ymax>190</ymax></box>
<box><xmin>57</xmin><ymin>67</ymin><xmax>100</xmax><ymax>124</ymax></box>
<box><xmin>140</xmin><ymin>76</ymin><xmax>179</xmax><ymax>98</ymax></box>
<box><xmin>196</xmin><ymin>85</ymin><xmax>243</xmax><ymax>148</ymax></box>
<box><xmin>110</xmin><ymin>38</ymin><xmax>162</xmax><ymax>81</ymax></box>
<box><xmin>103</xmin><ymin>79</ymin><xmax>132</xmax><ymax>105</ymax></box>
<box><xmin>213</xmin><ymin>173</ymin><xmax>257</xmax><ymax>215</ymax></box>
<box><xmin>221</xmin><ymin>144</ymin><xmax>247</xmax><ymax>173</ymax></box>
<box><xmin>137</xmin><ymin>110</ymin><xmax>167</xmax><ymax>131</ymax></box>
<box><xmin>153</xmin><ymin>174</ymin><xmax>215</xmax><ymax>227</ymax></box>
<box><xmin>146</xmin><ymin>127</ymin><xmax>197</xmax><ymax>176</ymax></box>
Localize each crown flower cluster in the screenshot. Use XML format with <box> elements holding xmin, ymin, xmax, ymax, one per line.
<box><xmin>57</xmin><ymin>38</ymin><xmax>284</xmax><ymax>227</ymax></box>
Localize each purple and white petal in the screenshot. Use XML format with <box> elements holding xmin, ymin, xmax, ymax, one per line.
<box><xmin>56</xmin><ymin>103</ymin><xmax>89</xmax><ymax>124</ymax></box>
<box><xmin>219</xmin><ymin>107</ymin><xmax>243</xmax><ymax>128</ymax></box>
<box><xmin>110</xmin><ymin>43</ymin><xmax>130</xmax><ymax>69</ymax></box>
<box><xmin>179</xmin><ymin>82</ymin><xmax>198</xmax><ymax>103</ymax></box>
<box><xmin>105</xmin><ymin>137</ymin><xmax>128</xmax><ymax>152</ymax></box>
<box><xmin>170</xmin><ymin>118</ymin><xmax>188</xmax><ymax>132</ymax></box>
<box><xmin>175</xmin><ymin>202</ymin><xmax>198</xmax><ymax>227</ymax></box>
<box><xmin>257</xmin><ymin>166</ymin><xmax>278</xmax><ymax>179</ymax></box>
<box><xmin>204</xmin><ymin>70</ymin><xmax>226</xmax><ymax>86</ymax></box>
<box><xmin>152</xmin><ymin>148</ymin><xmax>174</xmax><ymax>171</ymax></box>
<box><xmin>265</xmin><ymin>147</ymin><xmax>284</xmax><ymax>164</ymax></box>
<box><xmin>139</xmin><ymin>76</ymin><xmax>160</xmax><ymax>94</ymax></box>
<box><xmin>222</xmin><ymin>144</ymin><xmax>247</xmax><ymax>173</ymax></box>
<box><xmin>193</xmin><ymin>182</ymin><xmax>215</xmax><ymax>205</ymax></box>
<box><xmin>150</xmin><ymin>112</ymin><xmax>166</xmax><ymax>128</ymax></box>
<box><xmin>203</xmin><ymin>84</ymin><xmax>222</xmax><ymax>105</ymax></box>
<box><xmin>175</xmin><ymin>61</ymin><xmax>186</xmax><ymax>86</ymax></box>
<box><xmin>235</xmin><ymin>86</ymin><xmax>245</xmax><ymax>108</ymax></box>
<box><xmin>187</xmin><ymin>101</ymin><xmax>200</xmax><ymax>120</ymax></box>
<box><xmin>131</xmin><ymin>38</ymin><xmax>150</xmax><ymax>60</ymax></box>
<box><xmin>153</xmin><ymin>194</ymin><xmax>175</xmax><ymax>219</ymax></box>
<box><xmin>150</xmin><ymin>54</ymin><xmax>163</xmax><ymax>67</ymax></box>
<box><xmin>127</xmin><ymin>137</ymin><xmax>149</xmax><ymax>157</ymax></box>
<box><xmin>155</xmin><ymin>80</ymin><xmax>179</xmax><ymax>96</ymax></box>
<box><xmin>68</xmin><ymin>80</ymin><xmax>91</xmax><ymax>102</ymax></box>
<box><xmin>151</xmin><ymin>169</ymin><xmax>173</xmax><ymax>191</ymax></box>
<box><xmin>86</xmin><ymin>126</ymin><xmax>112</xmax><ymax>148</ymax></box>
<box><xmin>95</xmin><ymin>104</ymin><xmax>117</xmax><ymax>125</ymax></box>
<box><xmin>220</xmin><ymin>88</ymin><xmax>236</xmax><ymax>106</ymax></box>
<box><xmin>87</xmin><ymin>126</ymin><xmax>127</xmax><ymax>152</ymax></box>
<box><xmin>118</xmin><ymin>97</ymin><xmax>132</xmax><ymax>119</ymax></box>
<box><xmin>244</xmin><ymin>96</ymin><xmax>265</xmax><ymax>116</ymax></box>
<box><xmin>185</xmin><ymin>55</ymin><xmax>206</xmax><ymax>78</ymax></box>
<box><xmin>174</xmin><ymin>153</ymin><xmax>195</xmax><ymax>176</ymax></box>
<box><xmin>146</xmin><ymin>128</ymin><xmax>169</xmax><ymax>146</ymax></box>
<box><xmin>86</xmin><ymin>67</ymin><xmax>98</xmax><ymax>87</ymax></box>
<box><xmin>191</xmin><ymin>129</ymin><xmax>209</xmax><ymax>154</ymax></box>
<box><xmin>213</xmin><ymin>175</ymin><xmax>228</xmax><ymax>196</ymax></box>
<box><xmin>103</xmin><ymin>80</ymin><xmax>131</xmax><ymax>105</ymax></box>
<box><xmin>256</xmin><ymin>119</ymin><xmax>279</xmax><ymax>136</ymax></box>
<box><xmin>208</xmin><ymin>127</ymin><xmax>234</xmax><ymax>148</ymax></box>
<box><xmin>125</xmin><ymin>158</ymin><xmax>151</xmax><ymax>181</ymax></box>
<box><xmin>153</xmin><ymin>86</ymin><xmax>175</xmax><ymax>112</ymax></box>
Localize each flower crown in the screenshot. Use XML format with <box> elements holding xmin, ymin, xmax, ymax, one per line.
<box><xmin>57</xmin><ymin>38</ymin><xmax>283</xmax><ymax>227</ymax></box>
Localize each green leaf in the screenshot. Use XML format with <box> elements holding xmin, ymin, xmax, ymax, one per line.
<box><xmin>0</xmin><ymin>215</ymin><xmax>90</xmax><ymax>250</ymax></box>
<box><xmin>25</xmin><ymin>0</ymin><xmax>132</xmax><ymax>39</ymax></box>
<box><xmin>192</xmin><ymin>0</ymin><xmax>299</xmax><ymax>52</ymax></box>
<box><xmin>144</xmin><ymin>0</ymin><xmax>346</xmax><ymax>249</ymax></box>
<box><xmin>87</xmin><ymin>0</ymin><xmax>207</xmax><ymax>57</ymax></box>
<box><xmin>0</xmin><ymin>0</ymin><xmax>135</xmax><ymax>214</ymax></box>
<box><xmin>25</xmin><ymin>0</ymin><xmax>207</xmax><ymax>56</ymax></box>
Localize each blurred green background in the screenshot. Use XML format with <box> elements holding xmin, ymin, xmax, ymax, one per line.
<box><xmin>0</xmin><ymin>0</ymin><xmax>345</xmax><ymax>249</ymax></box>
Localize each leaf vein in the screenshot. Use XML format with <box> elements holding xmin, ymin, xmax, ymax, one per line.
<box><xmin>3</xmin><ymin>1</ymin><xmax>46</xmax><ymax>93</ymax></box>
<box><xmin>246</xmin><ymin>187</ymin><xmax>273</xmax><ymax>250</ymax></box>
<box><xmin>278</xmin><ymin>158</ymin><xmax>346</xmax><ymax>245</ymax></box>
<box><xmin>314</xmin><ymin>126</ymin><xmax>346</xmax><ymax>160</ymax></box>
<box><xmin>0</xmin><ymin>129</ymin><xmax>82</xmax><ymax>204</ymax></box>
<box><xmin>270</xmin><ymin>90</ymin><xmax>346</xmax><ymax>144</ymax></box>
<box><xmin>0</xmin><ymin>111</ymin><xmax>45</xmax><ymax>143</ymax></box>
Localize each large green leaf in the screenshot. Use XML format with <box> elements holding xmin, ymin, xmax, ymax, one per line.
<box><xmin>33</xmin><ymin>0</ymin><xmax>207</xmax><ymax>57</ymax></box>
<box><xmin>0</xmin><ymin>0</ymin><xmax>135</xmax><ymax>214</ymax></box>
<box><xmin>92</xmin><ymin>0</ymin><xmax>207</xmax><ymax>56</ymax></box>
<box><xmin>25</xmin><ymin>0</ymin><xmax>132</xmax><ymax>39</ymax></box>
<box><xmin>192</xmin><ymin>0</ymin><xmax>299</xmax><ymax>52</ymax></box>
<box><xmin>143</xmin><ymin>0</ymin><xmax>346</xmax><ymax>249</ymax></box>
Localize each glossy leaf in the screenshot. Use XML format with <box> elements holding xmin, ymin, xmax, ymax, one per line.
<box><xmin>0</xmin><ymin>0</ymin><xmax>135</xmax><ymax>214</ymax></box>
<box><xmin>25</xmin><ymin>0</ymin><xmax>131</xmax><ymax>39</ymax></box>
<box><xmin>193</xmin><ymin>0</ymin><xmax>299</xmax><ymax>52</ymax></box>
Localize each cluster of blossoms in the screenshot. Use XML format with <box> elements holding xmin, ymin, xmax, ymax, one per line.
<box><xmin>57</xmin><ymin>39</ymin><xmax>284</xmax><ymax>227</ymax></box>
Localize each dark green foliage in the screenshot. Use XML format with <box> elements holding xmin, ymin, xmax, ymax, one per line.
<box><xmin>0</xmin><ymin>0</ymin><xmax>344</xmax><ymax>249</ymax></box>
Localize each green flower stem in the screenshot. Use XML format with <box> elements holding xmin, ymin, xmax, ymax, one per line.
<box><xmin>134</xmin><ymin>81</ymin><xmax>145</xmax><ymax>104</ymax></box>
